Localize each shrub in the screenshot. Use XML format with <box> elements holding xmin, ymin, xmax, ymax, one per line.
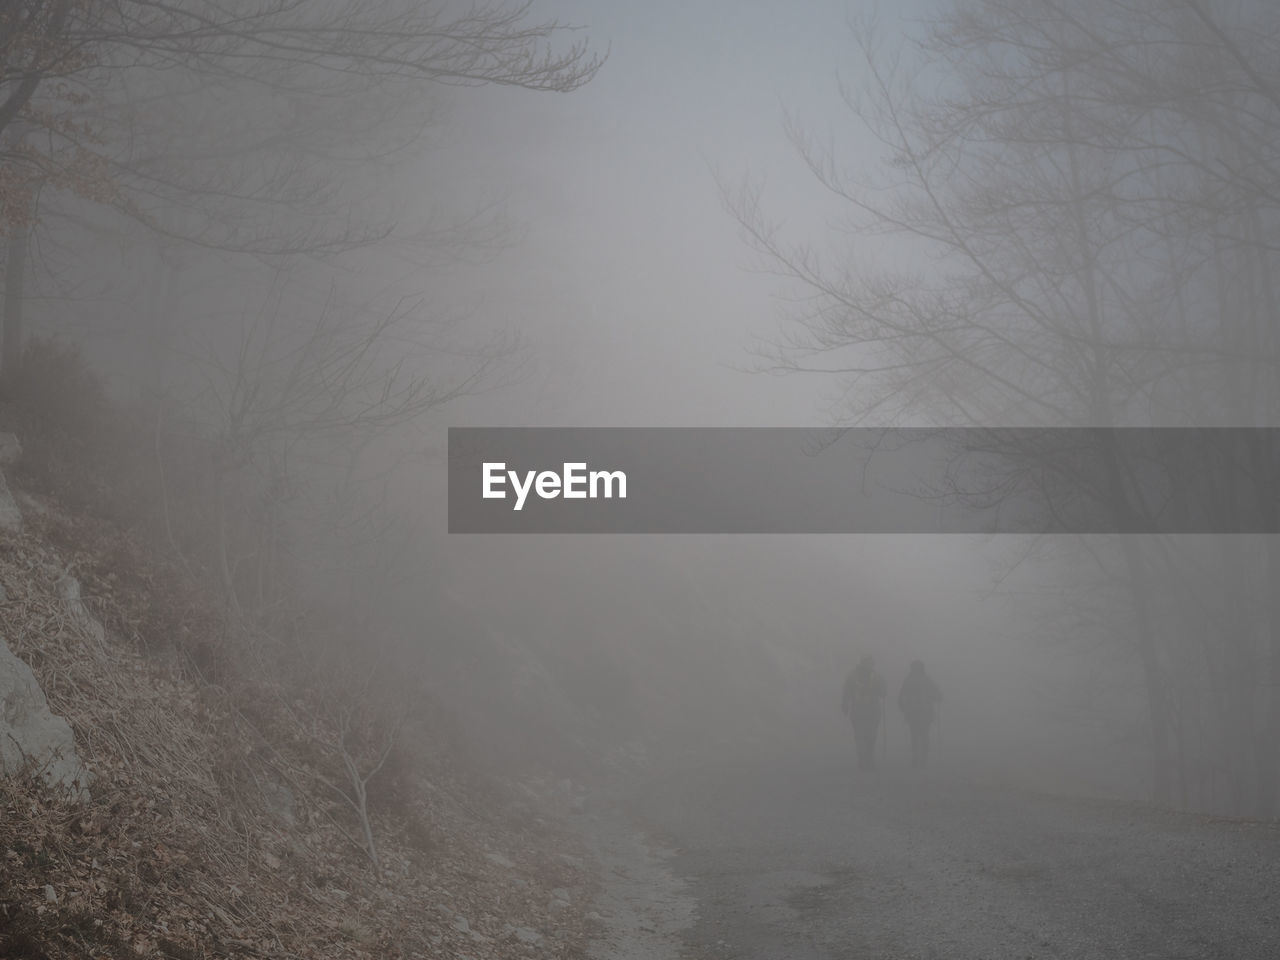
<box><xmin>2</xmin><ymin>336</ymin><xmax>110</xmax><ymax>441</ymax></box>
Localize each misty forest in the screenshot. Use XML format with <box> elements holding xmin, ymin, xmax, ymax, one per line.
<box><xmin>1</xmin><ymin>0</ymin><xmax>1279</xmax><ymax>958</ymax></box>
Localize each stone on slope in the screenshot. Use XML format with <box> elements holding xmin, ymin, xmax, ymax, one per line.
<box><xmin>0</xmin><ymin>470</ymin><xmax>21</xmax><ymax>534</ymax></box>
<box><xmin>0</xmin><ymin>636</ymin><xmax>91</xmax><ymax>800</ymax></box>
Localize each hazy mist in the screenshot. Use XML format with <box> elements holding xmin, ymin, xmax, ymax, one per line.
<box><xmin>4</xmin><ymin>1</ymin><xmax>1280</xmax><ymax>954</ymax></box>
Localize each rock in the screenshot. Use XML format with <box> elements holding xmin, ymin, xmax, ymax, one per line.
<box><xmin>0</xmin><ymin>471</ymin><xmax>21</xmax><ymax>535</ymax></box>
<box><xmin>256</xmin><ymin>772</ymin><xmax>298</xmax><ymax>828</ymax></box>
<box><xmin>14</xmin><ymin>491</ymin><xmax>47</xmax><ymax>519</ymax></box>
<box><xmin>556</xmin><ymin>853</ymin><xmax>585</xmax><ymax>871</ymax></box>
<box><xmin>512</xmin><ymin>926</ymin><xmax>542</xmax><ymax>946</ymax></box>
<box><xmin>0</xmin><ymin>434</ymin><xmax>20</xmax><ymax>466</ymax></box>
<box><xmin>452</xmin><ymin>916</ymin><xmax>470</xmax><ymax>934</ymax></box>
<box><xmin>0</xmin><ymin>636</ymin><xmax>91</xmax><ymax>800</ymax></box>
<box><xmin>484</xmin><ymin>851</ymin><xmax>516</xmax><ymax>869</ymax></box>
<box><xmin>43</xmin><ymin>885</ymin><xmax>57</xmax><ymax>903</ymax></box>
<box><xmin>551</xmin><ymin>887</ymin><xmax>571</xmax><ymax>903</ymax></box>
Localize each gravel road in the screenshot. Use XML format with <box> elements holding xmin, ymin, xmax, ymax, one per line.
<box><xmin>602</xmin><ymin>746</ymin><xmax>1280</xmax><ymax>960</ymax></box>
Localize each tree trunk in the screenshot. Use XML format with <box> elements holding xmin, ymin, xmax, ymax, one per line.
<box><xmin>2</xmin><ymin>223</ymin><xmax>27</xmax><ymax>381</ymax></box>
<box><xmin>1256</xmin><ymin>537</ymin><xmax>1280</xmax><ymax>818</ymax></box>
<box><xmin>214</xmin><ymin>464</ymin><xmax>243</xmax><ymax>620</ymax></box>
<box><xmin>1122</xmin><ymin>538</ymin><xmax>1173</xmax><ymax>805</ymax></box>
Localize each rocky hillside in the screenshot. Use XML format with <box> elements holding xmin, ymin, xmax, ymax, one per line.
<box><xmin>0</xmin><ymin>434</ymin><xmax>600</xmax><ymax>960</ymax></box>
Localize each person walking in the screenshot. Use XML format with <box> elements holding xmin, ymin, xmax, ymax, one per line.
<box><xmin>842</xmin><ymin>655</ymin><xmax>886</xmax><ymax>770</ymax></box>
<box><xmin>898</xmin><ymin>659</ymin><xmax>942</xmax><ymax>767</ymax></box>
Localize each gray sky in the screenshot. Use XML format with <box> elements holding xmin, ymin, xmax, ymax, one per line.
<box><xmin>428</xmin><ymin>0</ymin><xmax>934</xmax><ymax>427</ymax></box>
<box><xmin>387</xmin><ymin>0</ymin><xmax>1053</xmax><ymax>776</ymax></box>
<box><xmin>411</xmin><ymin>1</ymin><xmax>1000</xmax><ymax>639</ymax></box>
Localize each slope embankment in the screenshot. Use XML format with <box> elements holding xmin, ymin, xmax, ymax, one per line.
<box><xmin>0</xmin><ymin>439</ymin><xmax>600</xmax><ymax>960</ymax></box>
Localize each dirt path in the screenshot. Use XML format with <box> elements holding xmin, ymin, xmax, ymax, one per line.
<box><xmin>578</xmin><ymin>797</ymin><xmax>697</xmax><ymax>960</ymax></box>
<box><xmin>589</xmin><ymin>747</ymin><xmax>1280</xmax><ymax>959</ymax></box>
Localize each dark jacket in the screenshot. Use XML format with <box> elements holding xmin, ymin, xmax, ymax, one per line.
<box><xmin>898</xmin><ymin>669</ymin><xmax>941</xmax><ymax>726</ymax></box>
<box><xmin>843</xmin><ymin>664</ymin><xmax>885</xmax><ymax>725</ymax></box>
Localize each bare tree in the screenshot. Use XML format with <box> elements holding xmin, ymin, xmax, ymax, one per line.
<box><xmin>152</xmin><ymin>278</ymin><xmax>505</xmax><ymax>619</ymax></box>
<box><xmin>309</xmin><ymin>678</ymin><xmax>411</xmax><ymax>880</ymax></box>
<box><xmin>726</xmin><ymin>0</ymin><xmax>1280</xmax><ymax>811</ymax></box>
<box><xmin>0</xmin><ymin>0</ymin><xmax>603</xmax><ymax>371</ymax></box>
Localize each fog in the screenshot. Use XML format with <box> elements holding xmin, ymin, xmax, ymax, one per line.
<box><xmin>3</xmin><ymin>0</ymin><xmax>1280</xmax><ymax>954</ymax></box>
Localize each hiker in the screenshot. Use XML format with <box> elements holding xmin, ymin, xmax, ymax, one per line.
<box><xmin>841</xmin><ymin>655</ymin><xmax>886</xmax><ymax>770</ymax></box>
<box><xmin>898</xmin><ymin>659</ymin><xmax>942</xmax><ymax>767</ymax></box>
